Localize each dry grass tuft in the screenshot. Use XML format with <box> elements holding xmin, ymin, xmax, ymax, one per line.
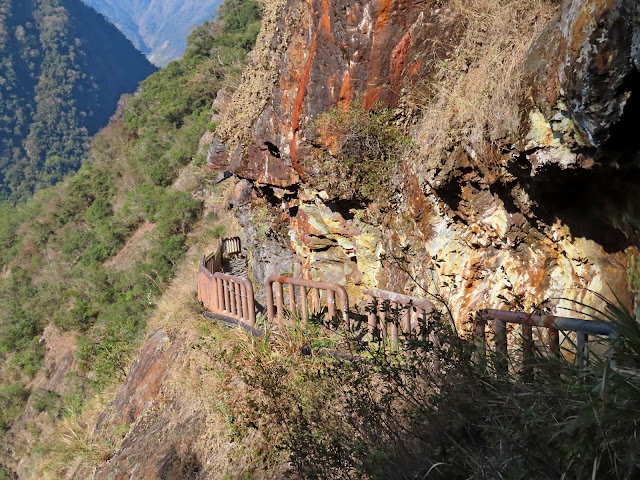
<box><xmin>216</xmin><ymin>0</ymin><xmax>288</xmax><ymax>150</ymax></box>
<box><xmin>411</xmin><ymin>0</ymin><xmax>556</xmax><ymax>167</ymax></box>
<box><xmin>23</xmin><ymin>384</ymin><xmax>123</xmax><ymax>480</ymax></box>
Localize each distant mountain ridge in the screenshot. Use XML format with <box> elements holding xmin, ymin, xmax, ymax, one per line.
<box><xmin>0</xmin><ymin>0</ymin><xmax>156</xmax><ymax>199</ymax></box>
<box><xmin>80</xmin><ymin>0</ymin><xmax>224</xmax><ymax>66</ymax></box>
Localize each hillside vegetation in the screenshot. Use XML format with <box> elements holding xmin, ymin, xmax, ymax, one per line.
<box><xmin>0</xmin><ymin>1</ymin><xmax>260</xmax><ymax>475</ymax></box>
<box><xmin>0</xmin><ymin>0</ymin><xmax>156</xmax><ymax>200</ymax></box>
<box><xmin>142</xmin><ymin>302</ymin><xmax>640</xmax><ymax>479</ymax></box>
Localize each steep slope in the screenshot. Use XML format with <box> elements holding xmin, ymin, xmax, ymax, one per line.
<box><xmin>0</xmin><ymin>1</ymin><xmax>261</xmax><ymax>477</ymax></box>
<box><xmin>0</xmin><ymin>0</ymin><xmax>156</xmax><ymax>200</ymax></box>
<box><xmin>3</xmin><ymin>0</ymin><xmax>640</xmax><ymax>478</ymax></box>
<box><xmin>80</xmin><ymin>0</ymin><xmax>224</xmax><ymax>66</ymax></box>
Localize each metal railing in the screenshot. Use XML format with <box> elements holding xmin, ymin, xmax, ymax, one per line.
<box><xmin>265</xmin><ymin>275</ymin><xmax>350</xmax><ymax>327</ymax></box>
<box><xmin>197</xmin><ymin>237</ymin><xmax>256</xmax><ymax>326</ymax></box>
<box><xmin>198</xmin><ymin>243</ymin><xmax>619</xmax><ymax>362</ymax></box>
<box><xmin>202</xmin><ymin>241</ymin><xmax>223</xmax><ymax>275</ymax></box>
<box><xmin>364</xmin><ymin>289</ymin><xmax>434</xmax><ymax>346</ymax></box>
<box><xmin>211</xmin><ymin>272</ymin><xmax>256</xmax><ymax>326</ymax></box>
<box><xmin>475</xmin><ymin>308</ymin><xmax>615</xmax><ymax>369</ymax></box>
<box><xmin>222</xmin><ymin>237</ymin><xmax>241</xmax><ymax>255</ymax></box>
<box><xmin>201</xmin><ymin>237</ymin><xmax>241</xmax><ymax>275</ymax></box>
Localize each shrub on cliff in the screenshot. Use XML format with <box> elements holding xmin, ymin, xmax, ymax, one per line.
<box><xmin>308</xmin><ymin>99</ymin><xmax>411</xmax><ymax>203</ymax></box>
<box><xmin>0</xmin><ymin>384</ymin><xmax>30</xmax><ymax>432</ymax></box>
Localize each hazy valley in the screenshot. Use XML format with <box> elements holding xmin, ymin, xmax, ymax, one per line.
<box><xmin>0</xmin><ymin>0</ymin><xmax>156</xmax><ymax>200</ymax></box>
<box><xmin>80</xmin><ymin>0</ymin><xmax>224</xmax><ymax>66</ymax></box>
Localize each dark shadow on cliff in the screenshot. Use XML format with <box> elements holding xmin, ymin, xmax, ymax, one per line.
<box><xmin>430</xmin><ymin>70</ymin><xmax>640</xmax><ymax>253</ymax></box>
<box><xmin>157</xmin><ymin>445</ymin><xmax>202</xmax><ymax>480</ymax></box>
<box><xmin>510</xmin><ymin>72</ymin><xmax>640</xmax><ymax>253</ymax></box>
<box><xmin>515</xmin><ymin>164</ymin><xmax>640</xmax><ymax>252</ymax></box>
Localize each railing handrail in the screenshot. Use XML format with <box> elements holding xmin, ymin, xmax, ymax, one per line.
<box><xmin>363</xmin><ymin>288</ymin><xmax>434</xmax><ymax>311</ymax></box>
<box><xmin>202</xmin><ymin>240</ymin><xmax>221</xmax><ymax>263</ymax></box>
<box><xmin>200</xmin><ymin>237</ymin><xmax>242</xmax><ymax>276</ymax></box>
<box><xmin>201</xmin><ymin>238</ymin><xmax>223</xmax><ymax>275</ymax></box>
<box><xmin>199</xmin><ymin>242</ymin><xmax>619</xmax><ymax>363</ymax></box>
<box><xmin>478</xmin><ymin>309</ymin><xmax>615</xmax><ymax>337</ymax></box>
<box><xmin>266</xmin><ymin>275</ymin><xmax>346</xmax><ymax>292</ymax></box>
<box><xmin>198</xmin><ymin>237</ymin><xmax>255</xmax><ymax>326</ymax></box>
<box><xmin>212</xmin><ymin>271</ymin><xmax>256</xmax><ymax>326</ymax></box>
<box><xmin>364</xmin><ymin>288</ymin><xmax>435</xmax><ymax>346</ymax></box>
<box><xmin>199</xmin><ymin>254</ymin><xmax>215</xmax><ymax>278</ymax></box>
<box><xmin>222</xmin><ymin>237</ymin><xmax>241</xmax><ymax>255</ymax></box>
<box><xmin>476</xmin><ymin>308</ymin><xmax>616</xmax><ymax>370</ymax></box>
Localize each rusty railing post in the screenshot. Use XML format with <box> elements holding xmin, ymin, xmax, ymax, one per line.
<box><xmin>275</xmin><ymin>281</ymin><xmax>284</xmax><ymax>326</ymax></box>
<box><xmin>216</xmin><ymin>276</ymin><xmax>224</xmax><ymax>313</ymax></box>
<box><xmin>327</xmin><ymin>289</ymin><xmax>336</xmax><ymax>320</ymax></box>
<box><xmin>478</xmin><ymin>308</ymin><xmax>614</xmax><ymax>370</ymax></box>
<box><xmin>542</xmin><ymin>313</ymin><xmax>560</xmax><ymax>357</ymax></box>
<box><xmin>288</xmin><ymin>284</ymin><xmax>296</xmax><ymax>317</ymax></box>
<box><xmin>389</xmin><ymin>302</ymin><xmax>399</xmax><ymax>349</ymax></box>
<box><xmin>336</xmin><ymin>286</ymin><xmax>350</xmax><ymax>329</ymax></box>
<box><xmin>300</xmin><ymin>287</ymin><xmax>308</xmax><ymax>322</ymax></box>
<box><xmin>235</xmin><ymin>282</ymin><xmax>243</xmax><ymax>318</ymax></box>
<box><xmin>312</xmin><ymin>288</ymin><xmax>320</xmax><ymax>313</ymax></box>
<box><xmin>493</xmin><ymin>317</ymin><xmax>508</xmax><ymax>374</ymax></box>
<box><xmin>576</xmin><ymin>331</ymin><xmax>587</xmax><ymax>368</ymax></box>
<box><xmin>246</xmin><ymin>281</ymin><xmax>256</xmax><ymax>326</ymax></box>
<box><xmin>521</xmin><ymin>313</ymin><xmax>534</xmax><ymax>375</ymax></box>
<box><xmin>367</xmin><ymin>294</ymin><xmax>377</xmax><ymax>340</ymax></box>
<box><xmin>264</xmin><ymin>275</ymin><xmax>350</xmax><ymax>329</ymax></box>
<box><xmin>402</xmin><ymin>303</ymin><xmax>411</xmax><ymax>338</ymax></box>
<box><xmin>473</xmin><ymin>310</ymin><xmax>487</xmax><ymax>368</ymax></box>
<box><xmin>363</xmin><ymin>289</ymin><xmax>434</xmax><ymax>349</ymax></box>
<box><xmin>379</xmin><ymin>301</ymin><xmax>388</xmax><ymax>341</ymax></box>
<box><xmin>223</xmin><ymin>278</ymin><xmax>231</xmax><ymax>315</ymax></box>
<box><xmin>415</xmin><ymin>308</ymin><xmax>425</xmax><ymax>339</ymax></box>
<box><xmin>266</xmin><ymin>277</ymin><xmax>275</xmax><ymax>323</ymax></box>
<box><xmin>198</xmin><ymin>239</ymin><xmax>256</xmax><ymax>326</ymax></box>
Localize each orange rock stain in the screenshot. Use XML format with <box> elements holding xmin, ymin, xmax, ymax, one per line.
<box><xmin>409</xmin><ymin>59</ymin><xmax>422</xmax><ymax>78</ymax></box>
<box><xmin>373</xmin><ymin>0</ymin><xmax>395</xmax><ymax>32</ymax></box>
<box><xmin>390</xmin><ymin>29</ymin><xmax>412</xmax><ymax>82</ymax></box>
<box><xmin>362</xmin><ymin>0</ymin><xmax>395</xmax><ymax>108</ymax></box>
<box><xmin>363</xmin><ymin>87</ymin><xmax>381</xmax><ymax>109</ymax></box>
<box><xmin>338</xmin><ymin>68</ymin><xmax>353</xmax><ymax>107</ymax></box>
<box><xmin>290</xmin><ymin>0</ymin><xmax>333</xmax><ymax>179</ymax></box>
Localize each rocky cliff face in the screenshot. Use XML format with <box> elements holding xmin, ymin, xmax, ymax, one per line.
<box><xmin>214</xmin><ymin>0</ymin><xmax>640</xmax><ymax>328</ymax></box>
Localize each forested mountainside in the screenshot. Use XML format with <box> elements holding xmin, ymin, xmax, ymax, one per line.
<box><xmin>80</xmin><ymin>0</ymin><xmax>225</xmax><ymax>66</ymax></box>
<box><xmin>0</xmin><ymin>1</ymin><xmax>261</xmax><ymax>477</ymax></box>
<box><xmin>0</xmin><ymin>0</ymin><xmax>156</xmax><ymax>200</ymax></box>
